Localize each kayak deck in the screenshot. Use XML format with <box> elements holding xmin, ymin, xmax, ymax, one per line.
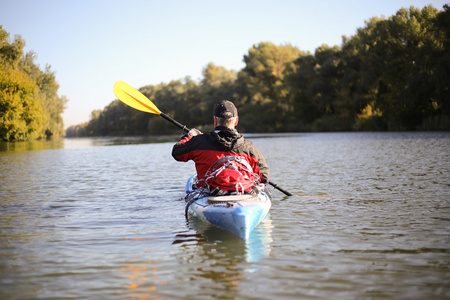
<box><xmin>185</xmin><ymin>175</ymin><xmax>271</xmax><ymax>239</ymax></box>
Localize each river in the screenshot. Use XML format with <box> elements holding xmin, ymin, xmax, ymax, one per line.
<box><xmin>1</xmin><ymin>132</ymin><xmax>449</xmax><ymax>299</ymax></box>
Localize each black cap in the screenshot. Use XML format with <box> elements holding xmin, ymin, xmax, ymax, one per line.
<box><xmin>214</xmin><ymin>100</ymin><xmax>238</xmax><ymax>119</ymax></box>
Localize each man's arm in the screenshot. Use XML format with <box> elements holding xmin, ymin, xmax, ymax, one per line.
<box><xmin>256</xmin><ymin>153</ymin><xmax>270</xmax><ymax>184</ymax></box>
<box><xmin>247</xmin><ymin>141</ymin><xmax>270</xmax><ymax>184</ymax></box>
<box><xmin>172</xmin><ymin>128</ymin><xmax>202</xmax><ymax>161</ymax></box>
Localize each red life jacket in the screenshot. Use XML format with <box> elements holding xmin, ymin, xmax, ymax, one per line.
<box><xmin>204</xmin><ymin>155</ymin><xmax>260</xmax><ymax>193</ymax></box>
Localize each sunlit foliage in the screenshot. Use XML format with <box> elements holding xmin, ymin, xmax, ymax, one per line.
<box><xmin>0</xmin><ymin>26</ymin><xmax>67</xmax><ymax>141</ymax></box>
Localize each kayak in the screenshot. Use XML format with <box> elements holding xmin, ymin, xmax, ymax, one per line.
<box><xmin>184</xmin><ymin>175</ymin><xmax>272</xmax><ymax>239</ymax></box>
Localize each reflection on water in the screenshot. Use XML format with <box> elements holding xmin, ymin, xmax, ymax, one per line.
<box><xmin>164</xmin><ymin>217</ymin><xmax>273</xmax><ymax>299</ymax></box>
<box><xmin>175</xmin><ymin>216</ymin><xmax>273</xmax><ymax>264</ymax></box>
<box><xmin>65</xmin><ymin>136</ymin><xmax>179</xmax><ymax>148</ymax></box>
<box><xmin>0</xmin><ymin>136</ymin><xmax>180</xmax><ymax>152</ymax></box>
<box><xmin>0</xmin><ymin>132</ymin><xmax>449</xmax><ymax>299</ymax></box>
<box><xmin>118</xmin><ymin>257</ymin><xmax>168</xmax><ymax>299</ymax></box>
<box><xmin>0</xmin><ymin>138</ymin><xmax>65</xmax><ymax>152</ymax></box>
<box><xmin>102</xmin><ymin>218</ymin><xmax>274</xmax><ymax>300</ymax></box>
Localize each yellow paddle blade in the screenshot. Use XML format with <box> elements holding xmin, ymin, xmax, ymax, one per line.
<box><xmin>113</xmin><ymin>81</ymin><xmax>161</xmax><ymax>115</ymax></box>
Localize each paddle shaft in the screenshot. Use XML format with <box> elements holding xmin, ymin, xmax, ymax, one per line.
<box><xmin>268</xmin><ymin>181</ymin><xmax>293</xmax><ymax>196</ymax></box>
<box><xmin>160</xmin><ymin>112</ymin><xmax>190</xmax><ymax>133</ymax></box>
<box><xmin>159</xmin><ymin>112</ymin><xmax>292</xmax><ymax>196</ymax></box>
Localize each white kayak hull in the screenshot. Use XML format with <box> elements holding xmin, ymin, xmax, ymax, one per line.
<box><xmin>185</xmin><ymin>175</ymin><xmax>272</xmax><ymax>239</ymax></box>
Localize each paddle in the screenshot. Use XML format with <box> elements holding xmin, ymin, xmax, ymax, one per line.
<box><xmin>113</xmin><ymin>81</ymin><xmax>293</xmax><ymax>196</ymax></box>
<box><xmin>267</xmin><ymin>182</ymin><xmax>292</xmax><ymax>196</ymax></box>
<box><xmin>113</xmin><ymin>81</ymin><xmax>189</xmax><ymax>133</ymax></box>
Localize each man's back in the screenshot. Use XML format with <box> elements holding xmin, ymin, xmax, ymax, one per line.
<box><xmin>172</xmin><ymin>126</ymin><xmax>269</xmax><ymax>187</ymax></box>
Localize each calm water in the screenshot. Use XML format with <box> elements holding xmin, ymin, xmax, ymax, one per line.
<box><xmin>1</xmin><ymin>132</ymin><xmax>449</xmax><ymax>299</ymax></box>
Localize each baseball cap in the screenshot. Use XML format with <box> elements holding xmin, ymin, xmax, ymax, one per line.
<box><xmin>214</xmin><ymin>100</ymin><xmax>238</xmax><ymax>119</ymax></box>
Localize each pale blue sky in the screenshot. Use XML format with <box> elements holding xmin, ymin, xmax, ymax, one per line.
<box><xmin>1</xmin><ymin>0</ymin><xmax>446</xmax><ymax>128</ymax></box>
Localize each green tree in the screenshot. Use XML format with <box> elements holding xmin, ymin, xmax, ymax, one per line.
<box><xmin>199</xmin><ymin>63</ymin><xmax>238</xmax><ymax>130</ymax></box>
<box><xmin>310</xmin><ymin>45</ymin><xmax>350</xmax><ymax>131</ymax></box>
<box><xmin>0</xmin><ymin>26</ymin><xmax>67</xmax><ymax>141</ymax></box>
<box><xmin>416</xmin><ymin>4</ymin><xmax>450</xmax><ymax>129</ymax></box>
<box><xmin>237</xmin><ymin>42</ymin><xmax>302</xmax><ymax>132</ymax></box>
<box><xmin>0</xmin><ymin>28</ymin><xmax>45</xmax><ymax>141</ymax></box>
<box><xmin>286</xmin><ymin>52</ymin><xmax>317</xmax><ymax>130</ymax></box>
<box><xmin>340</xmin><ymin>5</ymin><xmax>447</xmax><ymax>130</ymax></box>
<box><xmin>20</xmin><ymin>52</ymin><xmax>67</xmax><ymax>137</ymax></box>
<box><xmin>0</xmin><ymin>67</ymin><xmax>44</xmax><ymax>141</ymax></box>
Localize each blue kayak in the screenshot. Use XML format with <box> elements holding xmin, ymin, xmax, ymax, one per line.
<box><xmin>184</xmin><ymin>175</ymin><xmax>272</xmax><ymax>239</ymax></box>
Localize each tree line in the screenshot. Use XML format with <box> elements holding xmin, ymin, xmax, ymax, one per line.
<box><xmin>66</xmin><ymin>4</ymin><xmax>449</xmax><ymax>137</ymax></box>
<box><xmin>0</xmin><ymin>26</ymin><xmax>67</xmax><ymax>142</ymax></box>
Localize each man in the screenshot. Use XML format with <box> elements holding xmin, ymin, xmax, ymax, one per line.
<box><xmin>172</xmin><ymin>100</ymin><xmax>269</xmax><ymax>192</ymax></box>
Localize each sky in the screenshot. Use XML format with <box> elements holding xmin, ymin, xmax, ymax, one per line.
<box><xmin>1</xmin><ymin>0</ymin><xmax>447</xmax><ymax>128</ymax></box>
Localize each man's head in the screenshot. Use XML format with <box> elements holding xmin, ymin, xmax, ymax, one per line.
<box><xmin>214</xmin><ymin>100</ymin><xmax>238</xmax><ymax>128</ymax></box>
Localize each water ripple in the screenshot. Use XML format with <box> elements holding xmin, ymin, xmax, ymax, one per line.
<box><xmin>1</xmin><ymin>133</ymin><xmax>449</xmax><ymax>299</ymax></box>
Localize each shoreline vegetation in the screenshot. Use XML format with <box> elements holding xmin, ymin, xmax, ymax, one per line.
<box><xmin>1</xmin><ymin>5</ymin><xmax>449</xmax><ymax>142</ymax></box>
<box><xmin>67</xmin><ymin>5</ymin><xmax>450</xmax><ymax>137</ymax></box>
<box><xmin>0</xmin><ymin>27</ymin><xmax>67</xmax><ymax>142</ymax></box>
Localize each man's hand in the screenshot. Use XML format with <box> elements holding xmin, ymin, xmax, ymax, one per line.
<box><xmin>188</xmin><ymin>128</ymin><xmax>202</xmax><ymax>137</ymax></box>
